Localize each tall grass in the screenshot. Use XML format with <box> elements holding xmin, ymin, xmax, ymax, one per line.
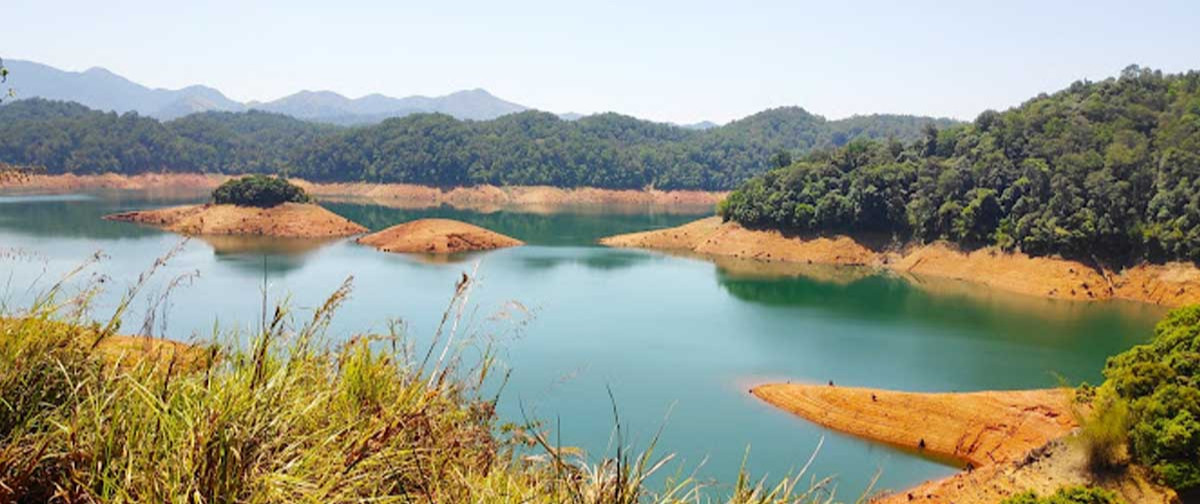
<box><xmin>0</xmin><ymin>251</ymin><xmax>838</xmax><ymax>503</ymax></box>
<box><xmin>1068</xmin><ymin>384</ymin><xmax>1131</xmax><ymax>473</ymax></box>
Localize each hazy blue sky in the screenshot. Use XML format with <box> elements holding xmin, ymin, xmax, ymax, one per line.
<box><xmin>7</xmin><ymin>0</ymin><xmax>1199</xmax><ymax>124</ymax></box>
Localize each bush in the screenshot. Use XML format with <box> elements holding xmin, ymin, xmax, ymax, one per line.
<box><xmin>1076</xmin><ymin>392</ymin><xmax>1131</xmax><ymax>471</ymax></box>
<box><xmin>1101</xmin><ymin>305</ymin><xmax>1200</xmax><ymax>490</ymax></box>
<box><xmin>212</xmin><ymin>174</ymin><xmax>311</xmax><ymax>207</ymax></box>
<box><xmin>1001</xmin><ymin>486</ymin><xmax>1123</xmax><ymax>504</ymax></box>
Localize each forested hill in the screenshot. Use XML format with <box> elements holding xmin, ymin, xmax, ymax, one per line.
<box><xmin>719</xmin><ymin>66</ymin><xmax>1200</xmax><ymax>264</ymax></box>
<box><xmin>0</xmin><ymin>100</ymin><xmax>958</xmax><ymax>190</ymax></box>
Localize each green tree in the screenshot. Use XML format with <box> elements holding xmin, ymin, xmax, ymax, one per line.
<box><xmin>720</xmin><ymin>67</ymin><xmax>1200</xmax><ymax>264</ymax></box>
<box><xmin>212</xmin><ymin>175</ymin><xmax>312</xmax><ymax>207</ymax></box>
<box><xmin>1102</xmin><ymin>305</ymin><xmax>1200</xmax><ymax>490</ymax></box>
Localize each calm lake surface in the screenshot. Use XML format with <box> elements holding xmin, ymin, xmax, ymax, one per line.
<box><xmin>0</xmin><ymin>191</ymin><xmax>1168</xmax><ymax>498</ymax></box>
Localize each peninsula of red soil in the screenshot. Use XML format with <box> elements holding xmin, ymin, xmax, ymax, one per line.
<box><xmin>356</xmin><ymin>218</ymin><xmax>523</xmax><ymax>254</ymax></box>
<box><xmin>295</xmin><ymin>180</ymin><xmax>725</xmax><ymax>209</ymax></box>
<box><xmin>601</xmin><ymin>217</ymin><xmax>1200</xmax><ymax>307</ymax></box>
<box><xmin>751</xmin><ymin>384</ymin><xmax>1077</xmax><ymax>468</ymax></box>
<box><xmin>599</xmin><ymin>216</ymin><xmax>877</xmax><ymax>265</ymax></box>
<box><xmin>104</xmin><ymin>203</ymin><xmax>367</xmax><ymax>238</ymax></box>
<box><xmin>751</xmin><ymin>384</ymin><xmax>1178</xmax><ymax>503</ymax></box>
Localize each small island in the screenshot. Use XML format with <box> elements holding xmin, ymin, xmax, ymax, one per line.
<box><xmin>105</xmin><ymin>175</ymin><xmax>367</xmax><ymax>238</ymax></box>
<box><xmin>357</xmin><ymin>218</ymin><xmax>523</xmax><ymax>254</ymax></box>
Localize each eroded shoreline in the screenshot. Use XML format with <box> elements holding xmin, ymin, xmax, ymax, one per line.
<box><xmin>0</xmin><ymin>172</ymin><xmax>726</xmax><ymax>210</ymax></box>
<box><xmin>601</xmin><ymin>217</ymin><xmax>1200</xmax><ymax>308</ymax></box>
<box><xmin>751</xmin><ymin>383</ymin><xmax>1177</xmax><ymax>503</ymax></box>
<box><xmin>104</xmin><ymin>203</ymin><xmax>368</xmax><ymax>238</ymax></box>
<box><xmin>357</xmin><ymin>218</ymin><xmax>524</xmax><ymax>254</ymax></box>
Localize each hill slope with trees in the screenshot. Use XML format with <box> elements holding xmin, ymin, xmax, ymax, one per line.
<box><xmin>719</xmin><ymin>66</ymin><xmax>1200</xmax><ymax>264</ymax></box>
<box><xmin>0</xmin><ymin>99</ymin><xmax>958</xmax><ymax>190</ymax></box>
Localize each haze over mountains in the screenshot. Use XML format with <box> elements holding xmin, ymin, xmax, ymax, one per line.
<box><xmin>3</xmin><ymin>59</ymin><xmax>529</xmax><ymax>124</ymax></box>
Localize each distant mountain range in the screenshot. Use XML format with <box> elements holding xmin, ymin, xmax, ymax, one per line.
<box><xmin>3</xmin><ymin>59</ymin><xmax>529</xmax><ymax>124</ymax></box>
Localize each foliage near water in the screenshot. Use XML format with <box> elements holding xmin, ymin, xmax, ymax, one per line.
<box><xmin>0</xmin><ymin>254</ymin><xmax>837</xmax><ymax>503</ymax></box>
<box><xmin>212</xmin><ymin>174</ymin><xmax>312</xmax><ymax>207</ymax></box>
<box><xmin>1098</xmin><ymin>305</ymin><xmax>1200</xmax><ymax>490</ymax></box>
<box><xmin>1074</xmin><ymin>391</ymin><xmax>1131</xmax><ymax>472</ymax></box>
<box><xmin>0</xmin><ymin>98</ymin><xmax>955</xmax><ymax>190</ymax></box>
<box><xmin>1000</xmin><ymin>486</ymin><xmax>1124</xmax><ymax>504</ymax></box>
<box><xmin>719</xmin><ymin>66</ymin><xmax>1200</xmax><ymax>264</ymax></box>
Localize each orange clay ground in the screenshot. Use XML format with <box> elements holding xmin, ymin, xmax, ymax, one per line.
<box><xmin>356</xmin><ymin>218</ymin><xmax>523</xmax><ymax>254</ymax></box>
<box><xmin>751</xmin><ymin>384</ymin><xmax>1178</xmax><ymax>503</ymax></box>
<box><xmin>104</xmin><ymin>203</ymin><xmax>367</xmax><ymax>238</ymax></box>
<box><xmin>601</xmin><ymin>217</ymin><xmax>1200</xmax><ymax>308</ymax></box>
<box><xmin>0</xmin><ymin>172</ymin><xmax>724</xmax><ymax>210</ymax></box>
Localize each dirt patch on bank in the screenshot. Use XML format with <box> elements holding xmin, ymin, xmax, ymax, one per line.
<box><xmin>751</xmin><ymin>383</ymin><xmax>1178</xmax><ymax>503</ymax></box>
<box><xmin>876</xmin><ymin>439</ymin><xmax>1177</xmax><ymax>504</ymax></box>
<box><xmin>599</xmin><ymin>217</ymin><xmax>877</xmax><ymax>265</ymax></box>
<box><xmin>891</xmin><ymin>244</ymin><xmax>1111</xmax><ymax>301</ymax></box>
<box><xmin>2</xmin><ymin>173</ymin><xmax>723</xmax><ymax>211</ymax></box>
<box><xmin>1114</xmin><ymin>263</ymin><xmax>1200</xmax><ymax>308</ymax></box>
<box><xmin>751</xmin><ymin>384</ymin><xmax>1078</xmax><ymax>468</ymax></box>
<box><xmin>104</xmin><ymin>203</ymin><xmax>367</xmax><ymax>238</ymax></box>
<box><xmin>293</xmin><ymin>180</ymin><xmax>725</xmax><ymax>209</ymax></box>
<box><xmin>600</xmin><ymin>218</ymin><xmax>1200</xmax><ymax>307</ymax></box>
<box><xmin>357</xmin><ymin>218</ymin><xmax>523</xmax><ymax>254</ymax></box>
<box><xmin>1</xmin><ymin>172</ymin><xmax>229</xmax><ymax>192</ymax></box>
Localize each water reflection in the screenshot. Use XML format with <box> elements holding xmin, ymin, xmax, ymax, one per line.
<box><xmin>518</xmin><ymin>248</ymin><xmax>653</xmax><ymax>272</ymax></box>
<box><xmin>198</xmin><ymin>234</ymin><xmax>348</xmax><ymax>274</ymax></box>
<box><xmin>0</xmin><ymin>193</ymin><xmax>193</xmax><ymax>239</ymax></box>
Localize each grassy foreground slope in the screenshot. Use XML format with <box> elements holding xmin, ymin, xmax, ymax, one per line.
<box><xmin>720</xmin><ymin>66</ymin><xmax>1200</xmax><ymax>264</ymax></box>
<box><xmin>0</xmin><ymin>258</ymin><xmax>832</xmax><ymax>503</ymax></box>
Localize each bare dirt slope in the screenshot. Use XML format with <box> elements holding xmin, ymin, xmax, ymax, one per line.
<box><xmin>751</xmin><ymin>383</ymin><xmax>1178</xmax><ymax>503</ymax></box>
<box><xmin>2</xmin><ymin>173</ymin><xmax>722</xmax><ymax>211</ymax></box>
<box><xmin>751</xmin><ymin>384</ymin><xmax>1078</xmax><ymax>468</ymax></box>
<box><xmin>297</xmin><ymin>180</ymin><xmax>726</xmax><ymax>208</ymax></box>
<box><xmin>873</xmin><ymin>439</ymin><xmax>1177</xmax><ymax>504</ymax></box>
<box><xmin>1</xmin><ymin>172</ymin><xmax>228</xmax><ymax>192</ymax></box>
<box><xmin>105</xmin><ymin>203</ymin><xmax>367</xmax><ymax>238</ymax></box>
<box><xmin>599</xmin><ymin>217</ymin><xmax>877</xmax><ymax>265</ymax></box>
<box><xmin>357</xmin><ymin>218</ymin><xmax>523</xmax><ymax>254</ymax></box>
<box><xmin>601</xmin><ymin>218</ymin><xmax>1200</xmax><ymax>307</ymax></box>
<box><xmin>891</xmin><ymin>244</ymin><xmax>1111</xmax><ymax>301</ymax></box>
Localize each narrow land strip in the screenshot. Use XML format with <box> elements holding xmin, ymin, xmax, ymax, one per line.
<box><xmin>357</xmin><ymin>218</ymin><xmax>524</xmax><ymax>254</ymax></box>
<box><xmin>751</xmin><ymin>384</ymin><xmax>1178</xmax><ymax>503</ymax></box>
<box><xmin>600</xmin><ymin>217</ymin><xmax>1200</xmax><ymax>308</ymax></box>
<box><xmin>104</xmin><ymin>202</ymin><xmax>368</xmax><ymax>238</ymax></box>
<box><xmin>750</xmin><ymin>384</ymin><xmax>1078</xmax><ymax>468</ymax></box>
<box><xmin>0</xmin><ymin>172</ymin><xmax>726</xmax><ymax>209</ymax></box>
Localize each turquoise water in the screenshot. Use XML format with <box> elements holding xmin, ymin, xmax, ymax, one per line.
<box><xmin>0</xmin><ymin>191</ymin><xmax>1167</xmax><ymax>498</ymax></box>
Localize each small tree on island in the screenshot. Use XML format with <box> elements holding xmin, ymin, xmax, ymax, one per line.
<box><xmin>212</xmin><ymin>175</ymin><xmax>312</xmax><ymax>207</ymax></box>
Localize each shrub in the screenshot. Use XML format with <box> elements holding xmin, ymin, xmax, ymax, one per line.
<box><xmin>1000</xmin><ymin>486</ymin><xmax>1123</xmax><ymax>504</ymax></box>
<box><xmin>1076</xmin><ymin>392</ymin><xmax>1131</xmax><ymax>471</ymax></box>
<box><xmin>212</xmin><ymin>174</ymin><xmax>311</xmax><ymax>207</ymax></box>
<box><xmin>1101</xmin><ymin>305</ymin><xmax>1200</xmax><ymax>490</ymax></box>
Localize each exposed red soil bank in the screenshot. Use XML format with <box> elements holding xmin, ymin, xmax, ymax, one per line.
<box><xmin>751</xmin><ymin>384</ymin><xmax>1078</xmax><ymax>468</ymax></box>
<box><xmin>357</xmin><ymin>218</ymin><xmax>523</xmax><ymax>254</ymax></box>
<box><xmin>751</xmin><ymin>384</ymin><xmax>1178</xmax><ymax>504</ymax></box>
<box><xmin>104</xmin><ymin>203</ymin><xmax>367</xmax><ymax>238</ymax></box>
<box><xmin>0</xmin><ymin>172</ymin><xmax>724</xmax><ymax>209</ymax></box>
<box><xmin>601</xmin><ymin>218</ymin><xmax>1200</xmax><ymax>307</ymax></box>
<box><xmin>295</xmin><ymin>180</ymin><xmax>726</xmax><ymax>208</ymax></box>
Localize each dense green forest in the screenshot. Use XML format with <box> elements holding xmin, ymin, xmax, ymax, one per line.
<box><xmin>0</xmin><ymin>98</ymin><xmax>956</xmax><ymax>190</ymax></box>
<box><xmin>719</xmin><ymin>66</ymin><xmax>1200</xmax><ymax>263</ymax></box>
